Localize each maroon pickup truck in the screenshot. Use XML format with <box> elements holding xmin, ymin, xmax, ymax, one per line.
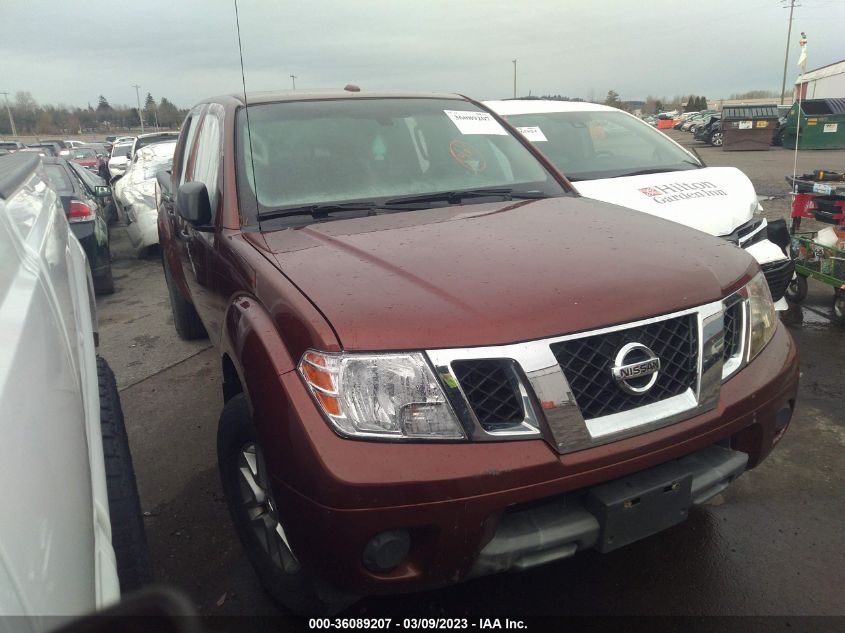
<box><xmin>157</xmin><ymin>92</ymin><xmax>798</xmax><ymax>614</ymax></box>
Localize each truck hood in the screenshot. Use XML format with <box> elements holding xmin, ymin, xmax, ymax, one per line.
<box><xmin>572</xmin><ymin>166</ymin><xmax>758</xmax><ymax>237</ymax></box>
<box><xmin>261</xmin><ymin>196</ymin><xmax>756</xmax><ymax>351</ymax></box>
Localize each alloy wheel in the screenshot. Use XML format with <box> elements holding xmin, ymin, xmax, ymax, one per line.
<box><xmin>237</xmin><ymin>443</ymin><xmax>301</xmax><ymax>574</ymax></box>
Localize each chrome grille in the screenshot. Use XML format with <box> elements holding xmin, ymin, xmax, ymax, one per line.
<box><xmin>451</xmin><ymin>359</ymin><xmax>523</xmax><ymax>431</ymax></box>
<box><xmin>723</xmin><ymin>301</ymin><xmax>742</xmax><ymax>361</ymax></box>
<box><xmin>550</xmin><ymin>315</ymin><xmax>698</xmax><ymax>420</ymax></box>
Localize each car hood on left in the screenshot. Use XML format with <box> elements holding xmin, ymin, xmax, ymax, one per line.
<box><xmin>573</xmin><ymin>166</ymin><xmax>758</xmax><ymax>237</ymax></box>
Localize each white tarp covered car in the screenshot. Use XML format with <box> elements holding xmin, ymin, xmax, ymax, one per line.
<box><xmin>114</xmin><ymin>140</ymin><xmax>176</xmax><ymax>255</ymax></box>
<box><xmin>0</xmin><ymin>153</ymin><xmax>150</xmax><ymax>627</ymax></box>
<box><xmin>486</xmin><ymin>100</ymin><xmax>794</xmax><ymax>309</ymax></box>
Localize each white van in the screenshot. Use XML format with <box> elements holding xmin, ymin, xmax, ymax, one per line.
<box><xmin>486</xmin><ymin>100</ymin><xmax>793</xmax><ymax>308</ymax></box>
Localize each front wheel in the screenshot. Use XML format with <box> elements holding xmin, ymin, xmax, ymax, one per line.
<box><xmin>833</xmin><ymin>289</ymin><xmax>845</xmax><ymax>325</ymax></box>
<box><xmin>710</xmin><ymin>131</ymin><xmax>723</xmax><ymax>147</ymax></box>
<box><xmin>785</xmin><ymin>274</ymin><xmax>808</xmax><ymax>304</ymax></box>
<box><xmin>162</xmin><ymin>254</ymin><xmax>207</xmax><ymax>340</ymax></box>
<box><xmin>217</xmin><ymin>394</ymin><xmax>354</xmax><ymax>615</ymax></box>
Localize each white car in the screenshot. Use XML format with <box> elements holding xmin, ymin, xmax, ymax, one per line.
<box><xmin>486</xmin><ymin>100</ymin><xmax>794</xmax><ymax>308</ymax></box>
<box><xmin>0</xmin><ymin>153</ymin><xmax>150</xmax><ymax>624</ymax></box>
<box><xmin>128</xmin><ymin>132</ymin><xmax>179</xmax><ymax>160</ymax></box>
<box><xmin>107</xmin><ymin>141</ymin><xmax>134</xmax><ymax>180</ymax></box>
<box><xmin>114</xmin><ymin>140</ymin><xmax>176</xmax><ymax>255</ymax></box>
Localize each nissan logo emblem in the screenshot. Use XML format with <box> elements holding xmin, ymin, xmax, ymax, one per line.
<box><xmin>611</xmin><ymin>343</ymin><xmax>661</xmax><ymax>395</ymax></box>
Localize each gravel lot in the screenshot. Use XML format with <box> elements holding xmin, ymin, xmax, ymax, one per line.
<box><xmin>97</xmin><ymin>135</ymin><xmax>845</xmax><ymax>619</ymax></box>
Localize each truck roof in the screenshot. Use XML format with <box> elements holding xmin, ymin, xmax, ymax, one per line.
<box><xmin>202</xmin><ymin>90</ymin><xmax>466</xmax><ymax>107</ymax></box>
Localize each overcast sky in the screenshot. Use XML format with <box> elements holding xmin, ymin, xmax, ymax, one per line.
<box><xmin>2</xmin><ymin>0</ymin><xmax>843</xmax><ymax>109</ymax></box>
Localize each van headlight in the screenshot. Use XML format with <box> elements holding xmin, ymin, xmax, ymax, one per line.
<box><xmin>298</xmin><ymin>351</ymin><xmax>466</xmax><ymax>440</ymax></box>
<box><xmin>745</xmin><ymin>270</ymin><xmax>777</xmax><ymax>362</ymax></box>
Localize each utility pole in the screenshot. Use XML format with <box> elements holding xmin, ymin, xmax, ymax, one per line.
<box><xmin>779</xmin><ymin>0</ymin><xmax>799</xmax><ymax>105</ymax></box>
<box><xmin>290</xmin><ymin>74</ymin><xmax>297</xmax><ymax>91</ymax></box>
<box><xmin>1</xmin><ymin>92</ymin><xmax>17</xmax><ymax>137</ymax></box>
<box><xmin>132</xmin><ymin>84</ymin><xmax>145</xmax><ymax>134</ymax></box>
<box><xmin>512</xmin><ymin>59</ymin><xmax>517</xmax><ymax>99</ymax></box>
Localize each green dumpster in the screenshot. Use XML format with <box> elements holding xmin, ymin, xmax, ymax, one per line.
<box><xmin>782</xmin><ymin>98</ymin><xmax>845</xmax><ymax>149</ymax></box>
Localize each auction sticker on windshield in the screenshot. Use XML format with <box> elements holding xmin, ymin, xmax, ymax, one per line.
<box><xmin>444</xmin><ymin>110</ymin><xmax>507</xmax><ymax>135</ymax></box>
<box><xmin>516</xmin><ymin>126</ymin><xmax>548</xmax><ymax>142</ymax></box>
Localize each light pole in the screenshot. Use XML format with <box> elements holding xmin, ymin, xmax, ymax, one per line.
<box><xmin>290</xmin><ymin>74</ymin><xmax>297</xmax><ymax>91</ymax></box>
<box><xmin>132</xmin><ymin>84</ymin><xmax>145</xmax><ymax>134</ymax></box>
<box><xmin>1</xmin><ymin>92</ymin><xmax>17</xmax><ymax>137</ymax></box>
<box><xmin>779</xmin><ymin>0</ymin><xmax>797</xmax><ymax>105</ymax></box>
<box><xmin>512</xmin><ymin>59</ymin><xmax>517</xmax><ymax>99</ymax></box>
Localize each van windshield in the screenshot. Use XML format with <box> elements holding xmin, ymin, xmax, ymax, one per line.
<box><xmin>505</xmin><ymin>110</ymin><xmax>702</xmax><ymax>181</ymax></box>
<box><xmin>236</xmin><ymin>98</ymin><xmax>567</xmax><ymax>225</ymax></box>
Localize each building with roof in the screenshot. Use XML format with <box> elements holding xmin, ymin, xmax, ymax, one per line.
<box><xmin>795</xmin><ymin>59</ymin><xmax>845</xmax><ymax>100</ymax></box>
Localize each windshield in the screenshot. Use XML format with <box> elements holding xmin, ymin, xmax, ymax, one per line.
<box><xmin>135</xmin><ymin>134</ymin><xmax>177</xmax><ymax>153</ymax></box>
<box><xmin>112</xmin><ymin>143</ymin><xmax>132</xmax><ymax>157</ymax></box>
<box><xmin>505</xmin><ymin>110</ymin><xmax>701</xmax><ymax>181</ymax></box>
<box><xmin>70</xmin><ymin>148</ymin><xmax>96</xmax><ymax>159</ymax></box>
<box><xmin>236</xmin><ymin>98</ymin><xmax>566</xmax><ymax>225</ymax></box>
<box><xmin>43</xmin><ymin>164</ymin><xmax>73</xmax><ymax>193</ymax></box>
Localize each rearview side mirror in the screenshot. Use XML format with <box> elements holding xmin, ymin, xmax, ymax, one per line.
<box><xmin>94</xmin><ymin>185</ymin><xmax>111</xmax><ymax>198</ymax></box>
<box><xmin>177</xmin><ymin>181</ymin><xmax>211</xmax><ymax>226</ymax></box>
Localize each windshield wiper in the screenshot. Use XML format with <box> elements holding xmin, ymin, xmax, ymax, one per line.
<box><xmin>612</xmin><ymin>163</ymin><xmax>701</xmax><ymax>178</ymax></box>
<box><xmin>385</xmin><ymin>188</ymin><xmax>548</xmax><ymax>206</ymax></box>
<box><xmin>258</xmin><ymin>202</ymin><xmax>378</xmax><ymax>221</ymax></box>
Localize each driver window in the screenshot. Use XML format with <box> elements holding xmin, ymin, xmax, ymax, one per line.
<box><xmin>191</xmin><ymin>111</ymin><xmax>222</xmax><ymax>214</ymax></box>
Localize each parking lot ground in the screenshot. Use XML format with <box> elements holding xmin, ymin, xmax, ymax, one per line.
<box><xmin>97</xmin><ymin>139</ymin><xmax>845</xmax><ymax>616</ymax></box>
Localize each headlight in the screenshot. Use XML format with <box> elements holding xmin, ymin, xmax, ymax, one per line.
<box><xmin>298</xmin><ymin>351</ymin><xmax>465</xmax><ymax>440</ymax></box>
<box><xmin>746</xmin><ymin>270</ymin><xmax>777</xmax><ymax>361</ymax></box>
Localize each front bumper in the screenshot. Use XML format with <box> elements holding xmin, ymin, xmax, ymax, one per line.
<box><xmin>264</xmin><ymin>323</ymin><xmax>798</xmax><ymax>596</ymax></box>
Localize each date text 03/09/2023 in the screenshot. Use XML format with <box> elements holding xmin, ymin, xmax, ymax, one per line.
<box><xmin>308</xmin><ymin>618</ymin><xmax>528</xmax><ymax>630</ymax></box>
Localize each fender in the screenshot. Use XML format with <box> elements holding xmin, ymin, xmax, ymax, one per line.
<box><xmin>220</xmin><ymin>294</ymin><xmax>325</xmax><ymax>493</ymax></box>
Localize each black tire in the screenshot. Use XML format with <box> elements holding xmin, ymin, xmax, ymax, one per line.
<box><xmin>785</xmin><ymin>274</ymin><xmax>808</xmax><ymax>304</ymax></box>
<box><xmin>217</xmin><ymin>394</ymin><xmax>354</xmax><ymax>615</ymax></box>
<box><xmin>163</xmin><ymin>254</ymin><xmax>207</xmax><ymax>340</ymax></box>
<box><xmin>710</xmin><ymin>131</ymin><xmax>723</xmax><ymax>147</ymax></box>
<box><xmin>833</xmin><ymin>289</ymin><xmax>845</xmax><ymax>325</ymax></box>
<box><xmin>106</xmin><ymin>201</ymin><xmax>118</xmax><ymax>226</ymax></box>
<box><xmin>94</xmin><ymin>264</ymin><xmax>115</xmax><ymax>295</ymax></box>
<box><xmin>98</xmin><ymin>356</ymin><xmax>153</xmax><ymax>592</ymax></box>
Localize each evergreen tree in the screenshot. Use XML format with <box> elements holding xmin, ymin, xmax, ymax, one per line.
<box><xmin>604</xmin><ymin>90</ymin><xmax>623</xmax><ymax>109</ymax></box>
<box><xmin>96</xmin><ymin>95</ymin><xmax>111</xmax><ymax>111</ymax></box>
